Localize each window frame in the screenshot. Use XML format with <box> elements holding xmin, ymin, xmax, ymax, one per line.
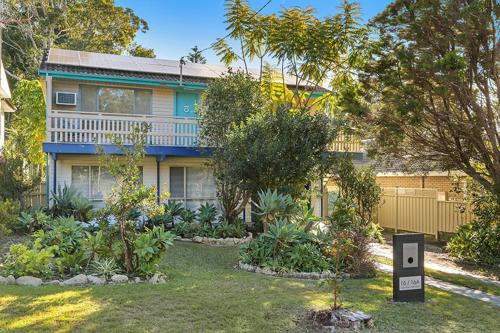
<box><xmin>168</xmin><ymin>166</ymin><xmax>217</xmax><ymax>208</ymax></box>
<box><xmin>78</xmin><ymin>84</ymin><xmax>153</xmax><ymax>115</ymax></box>
<box><xmin>71</xmin><ymin>164</ymin><xmax>144</xmax><ymax>201</ymax></box>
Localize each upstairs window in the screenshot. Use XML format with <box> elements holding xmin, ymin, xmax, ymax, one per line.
<box><xmin>80</xmin><ymin>85</ymin><xmax>152</xmax><ymax>115</ymax></box>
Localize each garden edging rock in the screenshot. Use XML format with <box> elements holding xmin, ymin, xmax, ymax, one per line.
<box><xmin>16</xmin><ymin>276</ymin><xmax>43</xmax><ymax>286</ymax></box>
<box><xmin>175</xmin><ymin>233</ymin><xmax>253</xmax><ymax>246</ymax></box>
<box><xmin>0</xmin><ymin>274</ymin><xmax>154</xmax><ymax>287</ymax></box>
<box><xmin>238</xmin><ymin>261</ymin><xmax>349</xmax><ymax>280</ymax></box>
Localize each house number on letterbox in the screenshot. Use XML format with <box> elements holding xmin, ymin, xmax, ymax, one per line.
<box><xmin>399</xmin><ymin>276</ymin><xmax>422</xmax><ymax>290</ymax></box>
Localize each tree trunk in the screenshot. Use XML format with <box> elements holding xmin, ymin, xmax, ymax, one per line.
<box><xmin>120</xmin><ymin>220</ymin><xmax>134</xmax><ymax>273</ymax></box>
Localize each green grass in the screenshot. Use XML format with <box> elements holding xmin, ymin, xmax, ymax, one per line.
<box><xmin>0</xmin><ymin>243</ymin><xmax>499</xmax><ymax>333</ymax></box>
<box><xmin>373</xmin><ymin>255</ymin><xmax>500</xmax><ymax>297</ymax></box>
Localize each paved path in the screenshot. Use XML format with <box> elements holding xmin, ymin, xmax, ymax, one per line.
<box><xmin>369</xmin><ymin>242</ymin><xmax>500</xmax><ymax>287</ymax></box>
<box><xmin>375</xmin><ymin>263</ymin><xmax>500</xmax><ymax>306</ymax></box>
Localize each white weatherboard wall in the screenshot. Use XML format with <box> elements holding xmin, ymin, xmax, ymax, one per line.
<box><xmin>51</xmin><ymin>154</ymin><xmax>157</xmax><ymax>191</ymax></box>
<box><xmin>52</xmin><ymin>78</ymin><xmax>174</xmax><ymax>117</ymax></box>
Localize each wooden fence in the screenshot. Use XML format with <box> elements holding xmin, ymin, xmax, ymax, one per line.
<box><xmin>22</xmin><ymin>183</ymin><xmax>47</xmax><ymax>208</ymax></box>
<box><xmin>376</xmin><ymin>187</ymin><xmax>473</xmax><ymax>238</ymax></box>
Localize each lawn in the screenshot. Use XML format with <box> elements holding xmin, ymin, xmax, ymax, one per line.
<box><xmin>373</xmin><ymin>255</ymin><xmax>500</xmax><ymax>296</ymax></box>
<box><xmin>0</xmin><ymin>242</ymin><xmax>499</xmax><ymax>333</ymax></box>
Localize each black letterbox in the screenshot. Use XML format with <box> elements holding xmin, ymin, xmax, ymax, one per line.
<box><xmin>393</xmin><ymin>233</ymin><xmax>425</xmax><ymax>302</ymax></box>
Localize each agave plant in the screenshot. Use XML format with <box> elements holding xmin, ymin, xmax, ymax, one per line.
<box><xmin>51</xmin><ymin>185</ymin><xmax>80</xmax><ymax>217</ymax></box>
<box><xmin>180</xmin><ymin>209</ymin><xmax>197</xmax><ymax>224</ymax></box>
<box><xmin>17</xmin><ymin>212</ymin><xmax>35</xmax><ymax>233</ymax></box>
<box><xmin>89</xmin><ymin>257</ymin><xmax>121</xmax><ymax>280</ymax></box>
<box><xmin>71</xmin><ymin>195</ymin><xmax>93</xmax><ymax>222</ymax></box>
<box><xmin>198</xmin><ymin>202</ymin><xmax>217</xmax><ymax>227</ymax></box>
<box><xmin>255</xmin><ymin>189</ymin><xmax>298</xmax><ymax>232</ymax></box>
<box><xmin>163</xmin><ymin>201</ymin><xmax>184</xmax><ymax>227</ymax></box>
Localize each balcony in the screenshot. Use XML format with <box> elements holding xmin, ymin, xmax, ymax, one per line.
<box><xmin>45</xmin><ymin>110</ymin><xmax>364</xmax><ymax>154</ymax></box>
<box><xmin>46</xmin><ymin>110</ymin><xmax>199</xmax><ymax>147</ymax></box>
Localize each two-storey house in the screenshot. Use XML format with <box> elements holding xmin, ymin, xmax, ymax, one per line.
<box><xmin>0</xmin><ymin>59</ymin><xmax>15</xmax><ymax>152</ymax></box>
<box><xmin>40</xmin><ymin>48</ymin><xmax>362</xmax><ymax>222</ymax></box>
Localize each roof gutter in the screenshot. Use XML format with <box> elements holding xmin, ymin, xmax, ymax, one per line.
<box><xmin>38</xmin><ymin>69</ymin><xmax>208</xmax><ymax>90</ymax></box>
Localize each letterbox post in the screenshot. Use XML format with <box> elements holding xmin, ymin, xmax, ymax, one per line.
<box><xmin>393</xmin><ymin>233</ymin><xmax>425</xmax><ymax>302</ymax></box>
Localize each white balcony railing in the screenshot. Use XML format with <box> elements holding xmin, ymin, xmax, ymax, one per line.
<box><xmin>47</xmin><ymin>110</ymin><xmax>199</xmax><ymax>147</ymax></box>
<box><xmin>46</xmin><ymin>110</ymin><xmax>363</xmax><ymax>152</ymax></box>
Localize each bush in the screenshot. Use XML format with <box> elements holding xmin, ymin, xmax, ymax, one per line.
<box><xmin>89</xmin><ymin>257</ymin><xmax>121</xmax><ymax>279</ymax></box>
<box><xmin>198</xmin><ymin>202</ymin><xmax>217</xmax><ymax>227</ymax></box>
<box><xmin>35</xmin><ymin>216</ymin><xmax>85</xmax><ymax>256</ymax></box>
<box><xmin>214</xmin><ymin>220</ymin><xmax>247</xmax><ymax>238</ymax></box>
<box><xmin>448</xmin><ymin>219</ymin><xmax>500</xmax><ymax>266</ymax></box>
<box><xmin>0</xmin><ymin>199</ymin><xmax>20</xmax><ymax>236</ymax></box>
<box><xmin>133</xmin><ymin>226</ymin><xmax>175</xmax><ymax>276</ymax></box>
<box><xmin>240</xmin><ymin>220</ymin><xmax>333</xmax><ymax>273</ymax></box>
<box><xmin>447</xmin><ymin>182</ymin><xmax>500</xmax><ymax>267</ymax></box>
<box><xmin>3</xmin><ymin>243</ymin><xmax>56</xmax><ymax>278</ymax></box>
<box><xmin>50</xmin><ymin>185</ymin><xmax>92</xmax><ymax>220</ymax></box>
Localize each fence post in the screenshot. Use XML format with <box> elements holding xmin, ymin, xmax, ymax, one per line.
<box><xmin>435</xmin><ymin>190</ymin><xmax>440</xmax><ymax>240</ymax></box>
<box><xmin>395</xmin><ymin>187</ymin><xmax>399</xmax><ymax>233</ymax></box>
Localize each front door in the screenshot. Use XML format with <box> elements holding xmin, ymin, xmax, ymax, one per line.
<box><xmin>175</xmin><ymin>92</ymin><xmax>199</xmax><ymax>146</ymax></box>
<box><xmin>175</xmin><ymin>92</ymin><xmax>198</xmax><ymax>118</ymax></box>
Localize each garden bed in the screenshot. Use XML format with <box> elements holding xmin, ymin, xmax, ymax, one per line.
<box><xmin>238</xmin><ymin>261</ymin><xmax>347</xmax><ymax>280</ymax></box>
<box><xmin>175</xmin><ymin>233</ymin><xmax>252</xmax><ymax>246</ymax></box>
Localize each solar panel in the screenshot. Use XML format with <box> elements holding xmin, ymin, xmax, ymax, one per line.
<box><xmin>47</xmin><ymin>48</ymin><xmax>301</xmax><ymax>85</ymax></box>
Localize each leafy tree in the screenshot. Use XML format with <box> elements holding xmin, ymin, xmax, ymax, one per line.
<box><xmin>97</xmin><ymin>125</ymin><xmax>166</xmax><ymax>274</ymax></box>
<box><xmin>360</xmin><ymin>0</ymin><xmax>500</xmax><ymax>200</ymax></box>
<box><xmin>187</xmin><ymin>45</ymin><xmax>206</xmax><ymax>64</ymax></box>
<box><xmin>328</xmin><ymin>155</ymin><xmax>381</xmax><ymax>228</ymax></box>
<box><xmin>0</xmin><ymin>80</ymin><xmax>45</xmax><ymax>203</ymax></box>
<box><xmin>214</xmin><ymin>0</ymin><xmax>367</xmax><ymax>111</ymax></box>
<box><xmin>198</xmin><ymin>71</ymin><xmax>266</xmax><ymax>223</ymax></box>
<box><xmin>2</xmin><ymin>0</ymin><xmax>153</xmax><ymax>79</ymax></box>
<box><xmin>127</xmin><ymin>43</ymin><xmax>156</xmax><ymax>58</ymax></box>
<box><xmin>223</xmin><ymin>105</ymin><xmax>335</xmax><ymax>199</ymax></box>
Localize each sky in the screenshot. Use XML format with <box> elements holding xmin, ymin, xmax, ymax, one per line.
<box><xmin>115</xmin><ymin>0</ymin><xmax>392</xmax><ymax>67</ymax></box>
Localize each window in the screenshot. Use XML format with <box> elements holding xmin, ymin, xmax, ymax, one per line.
<box><xmin>169</xmin><ymin>166</ymin><xmax>217</xmax><ymax>211</ymax></box>
<box><xmin>79</xmin><ymin>85</ymin><xmax>152</xmax><ymax>115</ymax></box>
<box><xmin>71</xmin><ymin>165</ymin><xmax>143</xmax><ymax>201</ymax></box>
<box><xmin>72</xmin><ymin>166</ymin><xmax>116</xmax><ymax>201</ymax></box>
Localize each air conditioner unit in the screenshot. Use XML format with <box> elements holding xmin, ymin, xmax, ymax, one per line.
<box><xmin>56</xmin><ymin>92</ymin><xmax>77</xmax><ymax>106</ymax></box>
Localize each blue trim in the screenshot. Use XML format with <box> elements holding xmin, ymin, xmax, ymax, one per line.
<box><xmin>38</xmin><ymin>70</ymin><xmax>207</xmax><ymax>90</ymax></box>
<box><xmin>42</xmin><ymin>143</ymin><xmax>212</xmax><ymax>157</ymax></box>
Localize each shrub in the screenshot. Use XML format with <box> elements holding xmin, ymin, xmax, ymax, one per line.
<box><xmin>35</xmin><ymin>216</ymin><xmax>85</xmax><ymax>256</ymax></box>
<box><xmin>173</xmin><ymin>222</ymin><xmax>198</xmax><ymax>238</ymax></box>
<box><xmin>50</xmin><ymin>185</ymin><xmax>93</xmax><ymax>220</ymax></box>
<box><xmin>0</xmin><ymin>199</ymin><xmax>20</xmax><ymax>236</ymax></box>
<box><xmin>3</xmin><ymin>243</ymin><xmax>56</xmax><ymax>278</ymax></box>
<box><xmin>447</xmin><ymin>182</ymin><xmax>500</xmax><ymax>267</ymax></box>
<box><xmin>240</xmin><ymin>220</ymin><xmax>332</xmax><ymax>272</ymax></box>
<box><xmin>328</xmin><ymin>197</ymin><xmax>376</xmax><ymax>277</ymax></box>
<box><xmin>56</xmin><ymin>250</ymin><xmax>87</xmax><ymax>276</ymax></box>
<box><xmin>89</xmin><ymin>257</ymin><xmax>121</xmax><ymax>279</ymax></box>
<box><xmin>133</xmin><ymin>226</ymin><xmax>175</xmax><ymax>277</ymax></box>
<box><xmin>448</xmin><ymin>219</ymin><xmax>500</xmax><ymax>266</ymax></box>
<box><xmin>254</xmin><ymin>189</ymin><xmax>298</xmax><ymax>232</ymax></box>
<box><xmin>198</xmin><ymin>202</ymin><xmax>217</xmax><ymax>227</ymax></box>
<box><xmin>214</xmin><ymin>219</ymin><xmax>247</xmax><ymax>238</ymax></box>
<box><xmin>163</xmin><ymin>201</ymin><xmax>184</xmax><ymax>227</ymax></box>
<box><xmin>180</xmin><ymin>209</ymin><xmax>197</xmax><ymax>224</ymax></box>
<box><xmin>287</xmin><ymin>242</ymin><xmax>331</xmax><ymax>272</ymax></box>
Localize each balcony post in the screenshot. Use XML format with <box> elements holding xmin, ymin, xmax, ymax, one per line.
<box><xmin>45</xmin><ymin>76</ymin><xmax>52</xmax><ymax>142</ymax></box>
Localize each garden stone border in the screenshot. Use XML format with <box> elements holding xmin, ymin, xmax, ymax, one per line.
<box><xmin>0</xmin><ymin>273</ymin><xmax>167</xmax><ymax>287</ymax></box>
<box><xmin>175</xmin><ymin>233</ymin><xmax>253</xmax><ymax>246</ymax></box>
<box><xmin>238</xmin><ymin>262</ymin><xmax>350</xmax><ymax>280</ymax></box>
